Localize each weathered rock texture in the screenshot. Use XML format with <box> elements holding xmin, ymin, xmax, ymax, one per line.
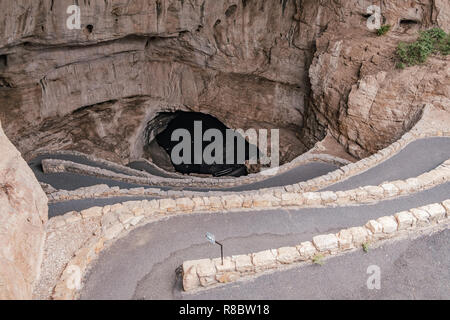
<box><xmin>0</xmin><ymin>120</ymin><xmax>48</xmax><ymax>299</ymax></box>
<box><xmin>305</xmin><ymin>0</ymin><xmax>450</xmax><ymax>158</ymax></box>
<box><xmin>0</xmin><ymin>0</ymin><xmax>448</xmax><ymax>163</ymax></box>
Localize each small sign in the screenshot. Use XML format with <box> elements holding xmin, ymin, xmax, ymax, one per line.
<box><xmin>205</xmin><ymin>232</ymin><xmax>216</xmax><ymax>244</ymax></box>
<box><xmin>205</xmin><ymin>232</ymin><xmax>224</xmax><ymax>265</ymax></box>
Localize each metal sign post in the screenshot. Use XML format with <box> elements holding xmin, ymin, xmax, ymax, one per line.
<box><xmin>206</xmin><ymin>232</ymin><xmax>224</xmax><ymax>265</ymax></box>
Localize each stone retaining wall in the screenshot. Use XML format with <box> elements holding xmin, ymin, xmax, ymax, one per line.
<box><xmin>182</xmin><ymin>200</ymin><xmax>450</xmax><ymax>292</ymax></box>
<box><xmin>48</xmin><ymin>157</ymin><xmax>450</xmax><ymax>204</ymax></box>
<box><xmin>38</xmin><ymin>143</ymin><xmax>350</xmax><ymax>188</ymax></box>
<box><xmin>44</xmin><ymin>125</ymin><xmax>450</xmax><ymax>203</ymax></box>
<box><xmin>39</xmin><ymin>100</ymin><xmax>450</xmax><ymax>193</ymax></box>
<box><xmin>48</xmin><ymin>160</ymin><xmax>450</xmax><ymax>299</ymax></box>
<box><xmin>48</xmin><ymin>184</ymin><xmax>163</xmax><ymax>202</ymax></box>
<box><xmin>35</xmin><ymin>150</ymin><xmax>186</xmax><ymax>180</ymax></box>
<box><xmin>128</xmin><ymin>158</ymin><xmax>187</xmax><ymax>179</ymax></box>
<box><xmin>42</xmin><ymin>106</ymin><xmax>450</xmax><ymax>299</ymax></box>
<box><xmin>42</xmin><ymin>153</ymin><xmax>348</xmax><ymax>190</ymax></box>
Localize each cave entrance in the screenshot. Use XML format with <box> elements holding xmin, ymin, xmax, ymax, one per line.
<box><xmin>144</xmin><ymin>111</ymin><xmax>259</xmax><ymax>177</ymax></box>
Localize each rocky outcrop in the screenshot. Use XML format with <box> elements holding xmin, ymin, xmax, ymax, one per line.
<box><xmin>0</xmin><ymin>0</ymin><xmax>448</xmax><ymax>164</ymax></box>
<box><xmin>0</xmin><ymin>0</ymin><xmax>314</xmax><ymax>164</ymax></box>
<box><xmin>0</xmin><ymin>120</ymin><xmax>48</xmax><ymax>299</ymax></box>
<box><xmin>306</xmin><ymin>0</ymin><xmax>450</xmax><ymax>158</ymax></box>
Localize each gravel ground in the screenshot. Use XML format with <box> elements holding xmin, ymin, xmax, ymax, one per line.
<box><xmin>32</xmin><ymin>218</ymin><xmax>102</xmax><ymax>300</ymax></box>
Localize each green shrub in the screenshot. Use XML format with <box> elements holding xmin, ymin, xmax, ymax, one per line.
<box><xmin>312</xmin><ymin>254</ymin><xmax>325</xmax><ymax>266</ymax></box>
<box><xmin>397</xmin><ymin>28</ymin><xmax>449</xmax><ymax>67</ymax></box>
<box><xmin>438</xmin><ymin>34</ymin><xmax>450</xmax><ymax>55</ymax></box>
<box><xmin>377</xmin><ymin>25</ymin><xmax>391</xmax><ymax>36</ymax></box>
<box><xmin>396</xmin><ymin>62</ymin><xmax>406</xmax><ymax>69</ymax></box>
<box><xmin>362</xmin><ymin>242</ymin><xmax>370</xmax><ymax>253</ymax></box>
<box><xmin>424</xmin><ymin>27</ymin><xmax>447</xmax><ymax>41</ymax></box>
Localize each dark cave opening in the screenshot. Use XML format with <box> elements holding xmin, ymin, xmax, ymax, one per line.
<box><xmin>86</xmin><ymin>24</ymin><xmax>94</xmax><ymax>33</ymax></box>
<box><xmin>399</xmin><ymin>19</ymin><xmax>420</xmax><ymax>31</ymax></box>
<box><xmin>145</xmin><ymin>112</ymin><xmax>260</xmax><ymax>177</ymax></box>
<box><xmin>0</xmin><ymin>55</ymin><xmax>7</xmax><ymax>69</ymax></box>
<box><xmin>400</xmin><ymin>19</ymin><xmax>419</xmax><ymax>26</ymax></box>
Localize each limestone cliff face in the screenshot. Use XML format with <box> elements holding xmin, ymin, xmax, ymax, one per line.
<box><xmin>306</xmin><ymin>0</ymin><xmax>450</xmax><ymax>158</ymax></box>
<box><xmin>0</xmin><ymin>120</ymin><xmax>48</xmax><ymax>300</ymax></box>
<box><xmin>0</xmin><ymin>0</ymin><xmax>314</xmax><ymax>164</ymax></box>
<box><xmin>0</xmin><ymin>0</ymin><xmax>448</xmax><ymax>163</ymax></box>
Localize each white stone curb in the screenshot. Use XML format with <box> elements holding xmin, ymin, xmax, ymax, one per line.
<box><xmin>48</xmin><ymin>157</ymin><xmax>450</xmax><ymax>206</ymax></box>
<box><xmin>46</xmin><ymin>104</ymin><xmax>450</xmax><ymax>299</ymax></box>
<box><xmin>44</xmin><ymin>126</ymin><xmax>450</xmax><ymax>203</ymax></box>
<box><xmin>36</xmin><ymin>141</ymin><xmax>350</xmax><ymax>190</ymax></box>
<box><xmin>181</xmin><ymin>200</ymin><xmax>450</xmax><ymax>292</ymax></box>
<box><xmin>42</xmin><ymin>153</ymin><xmax>347</xmax><ymax>190</ymax></box>
<box><xmin>48</xmin><ymin>159</ymin><xmax>450</xmax><ymax>299</ymax></box>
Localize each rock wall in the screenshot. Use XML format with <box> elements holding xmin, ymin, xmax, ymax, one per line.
<box><xmin>0</xmin><ymin>120</ymin><xmax>48</xmax><ymax>299</ymax></box>
<box><xmin>0</xmin><ymin>0</ymin><xmax>316</xmax><ymax>164</ymax></box>
<box><xmin>305</xmin><ymin>0</ymin><xmax>450</xmax><ymax>158</ymax></box>
<box><xmin>0</xmin><ymin>0</ymin><xmax>448</xmax><ymax>163</ymax></box>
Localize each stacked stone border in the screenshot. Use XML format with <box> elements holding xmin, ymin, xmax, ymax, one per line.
<box><xmin>48</xmin><ymin>160</ymin><xmax>450</xmax><ymax>299</ymax></box>
<box><xmin>46</xmin><ymin>184</ymin><xmax>164</xmax><ymax>202</ymax></box>
<box><xmin>181</xmin><ymin>200</ymin><xmax>450</xmax><ymax>292</ymax></box>
<box><xmin>43</xmin><ymin>122</ymin><xmax>450</xmax><ymax>203</ymax></box>
<box><xmin>42</xmin><ymin>153</ymin><xmax>348</xmax><ymax>193</ymax></box>
<box><xmin>35</xmin><ymin>150</ymin><xmax>186</xmax><ymax>180</ymax></box>
<box><xmin>44</xmin><ymin>152</ymin><xmax>348</xmax><ymax>203</ymax></box>
<box><xmin>37</xmin><ymin>139</ymin><xmax>351</xmax><ymax>190</ymax></box>
<box><xmin>46</xmin><ymin>153</ymin><xmax>450</xmax><ymax>206</ymax></box>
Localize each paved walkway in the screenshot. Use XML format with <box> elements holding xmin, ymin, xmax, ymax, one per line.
<box><xmin>185</xmin><ymin>229</ymin><xmax>450</xmax><ymax>300</ymax></box>
<box><xmin>43</xmin><ymin>137</ymin><xmax>450</xmax><ymax>217</ymax></box>
<box><xmin>31</xmin><ymin>155</ymin><xmax>337</xmax><ymax>193</ymax></box>
<box><xmin>80</xmin><ymin>183</ymin><xmax>450</xmax><ymax>299</ymax></box>
<box><xmin>34</xmin><ymin>137</ymin><xmax>450</xmax><ymax>299</ymax></box>
<box><xmin>326</xmin><ymin>137</ymin><xmax>450</xmax><ymax>190</ymax></box>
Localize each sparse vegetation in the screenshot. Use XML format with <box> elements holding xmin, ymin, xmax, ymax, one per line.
<box><xmin>362</xmin><ymin>242</ymin><xmax>370</xmax><ymax>253</ymax></box>
<box><xmin>312</xmin><ymin>254</ymin><xmax>325</xmax><ymax>266</ymax></box>
<box><xmin>396</xmin><ymin>62</ymin><xmax>406</xmax><ymax>69</ymax></box>
<box><xmin>439</xmin><ymin>33</ymin><xmax>450</xmax><ymax>55</ymax></box>
<box><xmin>377</xmin><ymin>24</ymin><xmax>391</xmax><ymax>36</ymax></box>
<box><xmin>397</xmin><ymin>28</ymin><xmax>449</xmax><ymax>67</ymax></box>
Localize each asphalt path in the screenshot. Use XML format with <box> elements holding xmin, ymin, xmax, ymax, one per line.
<box><xmin>107</xmin><ymin>135</ymin><xmax>450</xmax><ymax>193</ymax></box>
<box><xmin>190</xmin><ymin>162</ymin><xmax>339</xmax><ymax>192</ymax></box>
<box><xmin>186</xmin><ymin>229</ymin><xmax>450</xmax><ymax>300</ymax></box>
<box><xmin>37</xmin><ymin>137</ymin><xmax>450</xmax><ymax>299</ymax></box>
<box><xmin>45</xmin><ymin>137</ymin><xmax>450</xmax><ymax>216</ymax></box>
<box><xmin>47</xmin><ymin>162</ymin><xmax>338</xmax><ymax>217</ymax></box>
<box><xmin>46</xmin><ymin>161</ymin><xmax>337</xmax><ymax>217</ymax></box>
<box><xmin>29</xmin><ymin>155</ymin><xmax>157</xmax><ymax>191</ymax></box>
<box><xmin>325</xmin><ymin>137</ymin><xmax>450</xmax><ymax>191</ymax></box>
<box><xmin>30</xmin><ymin>154</ymin><xmax>337</xmax><ymax>194</ymax></box>
<box><xmin>80</xmin><ymin>183</ymin><xmax>450</xmax><ymax>299</ymax></box>
<box><xmin>35</xmin><ymin>138</ymin><xmax>450</xmax><ymax>195</ymax></box>
<box><xmin>37</xmin><ymin>172</ymin><xmax>154</xmax><ymax>191</ymax></box>
<box><xmin>128</xmin><ymin>161</ymin><xmax>181</xmax><ymax>179</ymax></box>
